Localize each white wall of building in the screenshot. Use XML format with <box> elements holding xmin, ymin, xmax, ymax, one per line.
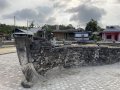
<box><xmin>102</xmin><ymin>33</ymin><xmax>106</xmax><ymax>41</ymax></box>
<box><xmin>118</xmin><ymin>33</ymin><xmax>120</xmax><ymax>41</ymax></box>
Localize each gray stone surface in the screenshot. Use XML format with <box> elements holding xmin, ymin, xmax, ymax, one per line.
<box><xmin>15</xmin><ymin>37</ymin><xmax>120</xmax><ymax>76</ymax></box>
<box><xmin>14</xmin><ymin>37</ymin><xmax>120</xmax><ymax>87</ymax></box>
<box><xmin>1</xmin><ymin>53</ymin><xmax>120</xmax><ymax>90</ymax></box>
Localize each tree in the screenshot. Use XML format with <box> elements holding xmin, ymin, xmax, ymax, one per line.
<box><xmin>85</xmin><ymin>19</ymin><xmax>103</xmax><ymax>41</ymax></box>
<box><xmin>85</xmin><ymin>19</ymin><xmax>102</xmax><ymax>32</ymax></box>
<box><xmin>66</xmin><ymin>24</ymin><xmax>75</xmax><ymax>29</ymax></box>
<box><xmin>42</xmin><ymin>24</ymin><xmax>75</xmax><ymax>30</ymax></box>
<box><xmin>0</xmin><ymin>23</ymin><xmax>27</xmax><ymax>35</ymax></box>
<box><xmin>42</xmin><ymin>25</ymin><xmax>53</xmax><ymax>40</ymax></box>
<box><xmin>29</xmin><ymin>21</ymin><xmax>34</xmax><ymax>28</ymax></box>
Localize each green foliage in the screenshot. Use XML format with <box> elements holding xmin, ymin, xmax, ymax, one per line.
<box><xmin>90</xmin><ymin>34</ymin><xmax>101</xmax><ymax>41</ymax></box>
<box><xmin>0</xmin><ymin>24</ymin><xmax>14</xmax><ymax>35</ymax></box>
<box><xmin>0</xmin><ymin>23</ymin><xmax>27</xmax><ymax>35</ymax></box>
<box><xmin>85</xmin><ymin>19</ymin><xmax>102</xmax><ymax>32</ymax></box>
<box><xmin>85</xmin><ymin>19</ymin><xmax>103</xmax><ymax>41</ymax></box>
<box><xmin>67</xmin><ymin>24</ymin><xmax>74</xmax><ymax>29</ymax></box>
<box><xmin>29</xmin><ymin>21</ymin><xmax>34</xmax><ymax>28</ymax></box>
<box><xmin>42</xmin><ymin>24</ymin><xmax>56</xmax><ymax>30</ymax></box>
<box><xmin>42</xmin><ymin>24</ymin><xmax>75</xmax><ymax>31</ymax></box>
<box><xmin>59</xmin><ymin>24</ymin><xmax>75</xmax><ymax>30</ymax></box>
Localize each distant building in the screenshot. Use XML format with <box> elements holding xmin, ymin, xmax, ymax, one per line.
<box><xmin>0</xmin><ymin>33</ymin><xmax>3</xmax><ymax>47</ymax></box>
<box><xmin>52</xmin><ymin>29</ymin><xmax>76</xmax><ymax>41</ymax></box>
<box><xmin>102</xmin><ymin>26</ymin><xmax>120</xmax><ymax>42</ymax></box>
<box><xmin>74</xmin><ymin>32</ymin><xmax>89</xmax><ymax>42</ymax></box>
<box><xmin>13</xmin><ymin>27</ymin><xmax>90</xmax><ymax>42</ymax></box>
<box><xmin>13</xmin><ymin>27</ymin><xmax>43</xmax><ymax>37</ymax></box>
<box><xmin>52</xmin><ymin>28</ymin><xmax>90</xmax><ymax>42</ymax></box>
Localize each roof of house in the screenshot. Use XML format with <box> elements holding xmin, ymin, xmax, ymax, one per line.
<box><xmin>13</xmin><ymin>27</ymin><xmax>42</xmax><ymax>35</ymax></box>
<box><xmin>29</xmin><ymin>27</ymin><xmax>42</xmax><ymax>33</ymax></box>
<box><xmin>52</xmin><ymin>28</ymin><xmax>85</xmax><ymax>33</ymax></box>
<box><xmin>13</xmin><ymin>29</ymin><xmax>33</xmax><ymax>35</ymax></box>
<box><xmin>74</xmin><ymin>32</ymin><xmax>89</xmax><ymax>34</ymax></box>
<box><xmin>102</xmin><ymin>25</ymin><xmax>120</xmax><ymax>33</ymax></box>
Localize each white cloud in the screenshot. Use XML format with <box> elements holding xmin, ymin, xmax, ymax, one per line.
<box><xmin>0</xmin><ymin>0</ymin><xmax>120</xmax><ymax>28</ymax></box>
<box><xmin>3</xmin><ymin>6</ymin><xmax>55</xmax><ymax>24</ymax></box>
<box><xmin>66</xmin><ymin>4</ymin><xmax>106</xmax><ymax>26</ymax></box>
<box><xmin>0</xmin><ymin>0</ymin><xmax>10</xmax><ymax>11</ymax></box>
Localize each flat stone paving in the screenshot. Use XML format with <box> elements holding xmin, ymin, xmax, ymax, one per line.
<box><xmin>1</xmin><ymin>53</ymin><xmax>120</xmax><ymax>90</ymax></box>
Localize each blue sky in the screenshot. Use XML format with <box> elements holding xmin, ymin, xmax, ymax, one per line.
<box><xmin>0</xmin><ymin>0</ymin><xmax>120</xmax><ymax>28</ymax></box>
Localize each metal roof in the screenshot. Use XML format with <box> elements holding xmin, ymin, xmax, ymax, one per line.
<box><xmin>102</xmin><ymin>26</ymin><xmax>120</xmax><ymax>33</ymax></box>
<box><xmin>74</xmin><ymin>32</ymin><xmax>89</xmax><ymax>34</ymax></box>
<box><xmin>52</xmin><ymin>29</ymin><xmax>85</xmax><ymax>33</ymax></box>
<box><xmin>29</xmin><ymin>27</ymin><xmax>42</xmax><ymax>33</ymax></box>
<box><xmin>13</xmin><ymin>28</ymin><xmax>42</xmax><ymax>35</ymax></box>
<box><xmin>14</xmin><ymin>29</ymin><xmax>33</xmax><ymax>35</ymax></box>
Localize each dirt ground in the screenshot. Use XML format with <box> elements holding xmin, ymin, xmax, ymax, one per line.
<box><xmin>0</xmin><ymin>46</ymin><xmax>16</xmax><ymax>55</ymax></box>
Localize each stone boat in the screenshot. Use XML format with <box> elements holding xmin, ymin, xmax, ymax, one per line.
<box><xmin>14</xmin><ymin>36</ymin><xmax>120</xmax><ymax>88</ymax></box>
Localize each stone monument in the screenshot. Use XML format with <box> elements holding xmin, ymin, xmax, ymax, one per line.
<box><xmin>14</xmin><ymin>36</ymin><xmax>120</xmax><ymax>88</ymax></box>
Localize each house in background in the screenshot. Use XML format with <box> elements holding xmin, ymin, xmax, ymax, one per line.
<box><xmin>52</xmin><ymin>28</ymin><xmax>90</xmax><ymax>42</ymax></box>
<box><xmin>13</xmin><ymin>27</ymin><xmax>91</xmax><ymax>42</ymax></box>
<box><xmin>0</xmin><ymin>33</ymin><xmax>4</xmax><ymax>47</ymax></box>
<box><xmin>74</xmin><ymin>31</ymin><xmax>90</xmax><ymax>42</ymax></box>
<box><xmin>13</xmin><ymin>27</ymin><xmax>43</xmax><ymax>37</ymax></box>
<box><xmin>52</xmin><ymin>29</ymin><xmax>77</xmax><ymax>41</ymax></box>
<box><xmin>102</xmin><ymin>26</ymin><xmax>120</xmax><ymax>42</ymax></box>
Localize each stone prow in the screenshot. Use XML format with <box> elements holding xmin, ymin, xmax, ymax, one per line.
<box><xmin>15</xmin><ymin>36</ymin><xmax>120</xmax><ymax>88</ymax></box>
